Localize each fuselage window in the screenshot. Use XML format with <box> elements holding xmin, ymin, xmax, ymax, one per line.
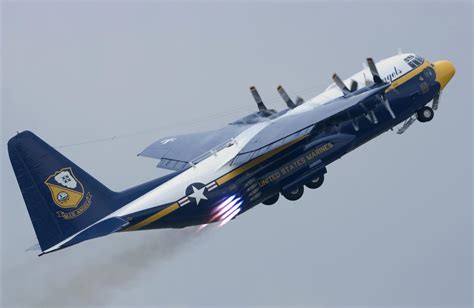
<box><xmin>404</xmin><ymin>55</ymin><xmax>424</xmax><ymax>69</ymax></box>
<box><xmin>423</xmin><ymin>67</ymin><xmax>435</xmax><ymax>82</ymax></box>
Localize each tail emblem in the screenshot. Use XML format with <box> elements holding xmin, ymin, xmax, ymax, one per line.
<box><xmin>45</xmin><ymin>167</ymin><xmax>84</xmax><ymax>209</ymax></box>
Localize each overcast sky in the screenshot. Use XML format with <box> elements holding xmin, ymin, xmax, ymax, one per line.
<box><xmin>1</xmin><ymin>1</ymin><xmax>472</xmax><ymax>307</ymax></box>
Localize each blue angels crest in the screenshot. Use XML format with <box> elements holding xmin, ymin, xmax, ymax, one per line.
<box><xmin>44</xmin><ymin>167</ymin><xmax>84</xmax><ymax>209</ymax></box>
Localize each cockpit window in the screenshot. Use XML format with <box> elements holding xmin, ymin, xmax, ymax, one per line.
<box><xmin>404</xmin><ymin>55</ymin><xmax>424</xmax><ymax>69</ymax></box>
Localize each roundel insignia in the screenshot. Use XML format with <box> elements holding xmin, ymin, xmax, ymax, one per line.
<box><xmin>185</xmin><ymin>182</ymin><xmax>208</xmax><ymax>206</ymax></box>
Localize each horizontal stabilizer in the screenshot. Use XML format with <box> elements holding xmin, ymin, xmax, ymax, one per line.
<box><xmin>42</xmin><ymin>217</ymin><xmax>129</xmax><ymax>255</ymax></box>
<box><xmin>8</xmin><ymin>131</ymin><xmax>171</xmax><ymax>254</ymax></box>
<box><xmin>25</xmin><ymin>243</ymin><xmax>41</xmax><ymax>252</ymax></box>
<box><xmin>139</xmin><ymin>126</ymin><xmax>248</xmax><ymax>170</ymax></box>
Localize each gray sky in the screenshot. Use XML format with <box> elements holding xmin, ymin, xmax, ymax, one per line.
<box><xmin>1</xmin><ymin>1</ymin><xmax>472</xmax><ymax>307</ymax></box>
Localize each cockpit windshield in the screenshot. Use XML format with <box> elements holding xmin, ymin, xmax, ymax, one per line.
<box><xmin>404</xmin><ymin>55</ymin><xmax>424</xmax><ymax>69</ymax></box>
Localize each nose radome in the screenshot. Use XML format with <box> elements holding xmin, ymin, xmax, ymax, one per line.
<box><xmin>433</xmin><ymin>60</ymin><xmax>455</xmax><ymax>90</ymax></box>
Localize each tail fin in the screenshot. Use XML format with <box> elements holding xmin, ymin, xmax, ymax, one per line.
<box><xmin>8</xmin><ymin>131</ymin><xmax>129</xmax><ymax>253</ymax></box>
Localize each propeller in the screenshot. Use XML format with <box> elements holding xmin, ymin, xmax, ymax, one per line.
<box><xmin>366</xmin><ymin>57</ymin><xmax>396</xmax><ymax>119</ymax></box>
<box><xmin>350</xmin><ymin>116</ymin><xmax>360</xmax><ymax>131</ymax></box>
<box><xmin>277</xmin><ymin>85</ymin><xmax>297</xmax><ymax>109</ymax></box>
<box><xmin>295</xmin><ymin>96</ymin><xmax>305</xmax><ymax>106</ymax></box>
<box><xmin>366</xmin><ymin>57</ymin><xmax>383</xmax><ymax>84</ymax></box>
<box><xmin>379</xmin><ymin>94</ymin><xmax>396</xmax><ymax>119</ymax></box>
<box><xmin>366</xmin><ymin>110</ymin><xmax>378</xmax><ymax>124</ymax></box>
<box><xmin>249</xmin><ymin>86</ymin><xmax>268</xmax><ymax>111</ymax></box>
<box><xmin>363</xmin><ymin>72</ymin><xmax>373</xmax><ymax>87</ymax></box>
<box><xmin>332</xmin><ymin>74</ymin><xmax>359</xmax><ymax>95</ymax></box>
<box><xmin>350</xmin><ymin>80</ymin><xmax>358</xmax><ymax>92</ymax></box>
<box><xmin>332</xmin><ymin>73</ymin><xmax>351</xmax><ymax>95</ymax></box>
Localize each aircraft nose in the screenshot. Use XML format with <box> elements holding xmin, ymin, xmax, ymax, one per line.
<box><xmin>433</xmin><ymin>60</ymin><xmax>455</xmax><ymax>90</ymax></box>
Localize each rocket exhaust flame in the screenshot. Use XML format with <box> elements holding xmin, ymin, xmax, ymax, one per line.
<box><xmin>219</xmin><ymin>207</ymin><xmax>242</xmax><ymax>227</ymax></box>
<box><xmin>210</xmin><ymin>197</ymin><xmax>240</xmax><ymax>222</ymax></box>
<box><xmin>219</xmin><ymin>202</ymin><xmax>241</xmax><ymax>221</ymax></box>
<box><xmin>197</xmin><ymin>224</ymin><xmax>208</xmax><ymax>231</ymax></box>
<box><xmin>213</xmin><ymin>195</ymin><xmax>236</xmax><ymax>213</ymax></box>
<box><xmin>198</xmin><ymin>196</ymin><xmax>243</xmax><ymax>232</ymax></box>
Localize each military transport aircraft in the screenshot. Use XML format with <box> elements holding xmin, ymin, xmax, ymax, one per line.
<box><xmin>8</xmin><ymin>52</ymin><xmax>455</xmax><ymax>255</ymax></box>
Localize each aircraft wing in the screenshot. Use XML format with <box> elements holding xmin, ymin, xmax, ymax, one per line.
<box><xmin>141</xmin><ymin>83</ymin><xmax>388</xmax><ymax>170</ymax></box>
<box><xmin>232</xmin><ymin>83</ymin><xmax>390</xmax><ymax>166</ymax></box>
<box><xmin>139</xmin><ymin>125</ymin><xmax>249</xmax><ymax>171</ymax></box>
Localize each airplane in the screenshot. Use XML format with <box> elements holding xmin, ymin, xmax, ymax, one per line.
<box><xmin>8</xmin><ymin>52</ymin><xmax>455</xmax><ymax>255</ymax></box>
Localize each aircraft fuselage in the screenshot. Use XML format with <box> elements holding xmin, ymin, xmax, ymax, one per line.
<box><xmin>121</xmin><ymin>54</ymin><xmax>445</xmax><ymax>231</ymax></box>
<box><xmin>13</xmin><ymin>53</ymin><xmax>454</xmax><ymax>254</ymax></box>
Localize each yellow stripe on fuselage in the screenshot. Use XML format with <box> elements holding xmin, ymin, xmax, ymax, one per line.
<box><xmin>123</xmin><ymin>62</ymin><xmax>430</xmax><ymax>231</ymax></box>
<box><xmin>124</xmin><ymin>135</ymin><xmax>308</xmax><ymax>231</ymax></box>
<box><xmin>216</xmin><ymin>62</ymin><xmax>431</xmax><ymax>187</ymax></box>
<box><xmin>125</xmin><ymin>202</ymin><xmax>180</xmax><ymax>231</ymax></box>
<box><xmin>386</xmin><ymin>61</ymin><xmax>430</xmax><ymax>93</ymax></box>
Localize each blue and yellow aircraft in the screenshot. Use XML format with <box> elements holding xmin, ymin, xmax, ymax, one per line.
<box><xmin>8</xmin><ymin>53</ymin><xmax>455</xmax><ymax>255</ymax></box>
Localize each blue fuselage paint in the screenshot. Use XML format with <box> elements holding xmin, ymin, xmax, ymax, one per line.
<box><xmin>125</xmin><ymin>63</ymin><xmax>440</xmax><ymax>230</ymax></box>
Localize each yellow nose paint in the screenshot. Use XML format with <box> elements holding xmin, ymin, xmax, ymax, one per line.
<box><xmin>433</xmin><ymin>60</ymin><xmax>456</xmax><ymax>90</ymax></box>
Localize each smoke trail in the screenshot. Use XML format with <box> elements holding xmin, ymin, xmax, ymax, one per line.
<box><xmin>2</xmin><ymin>227</ymin><xmax>207</xmax><ymax>307</ymax></box>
